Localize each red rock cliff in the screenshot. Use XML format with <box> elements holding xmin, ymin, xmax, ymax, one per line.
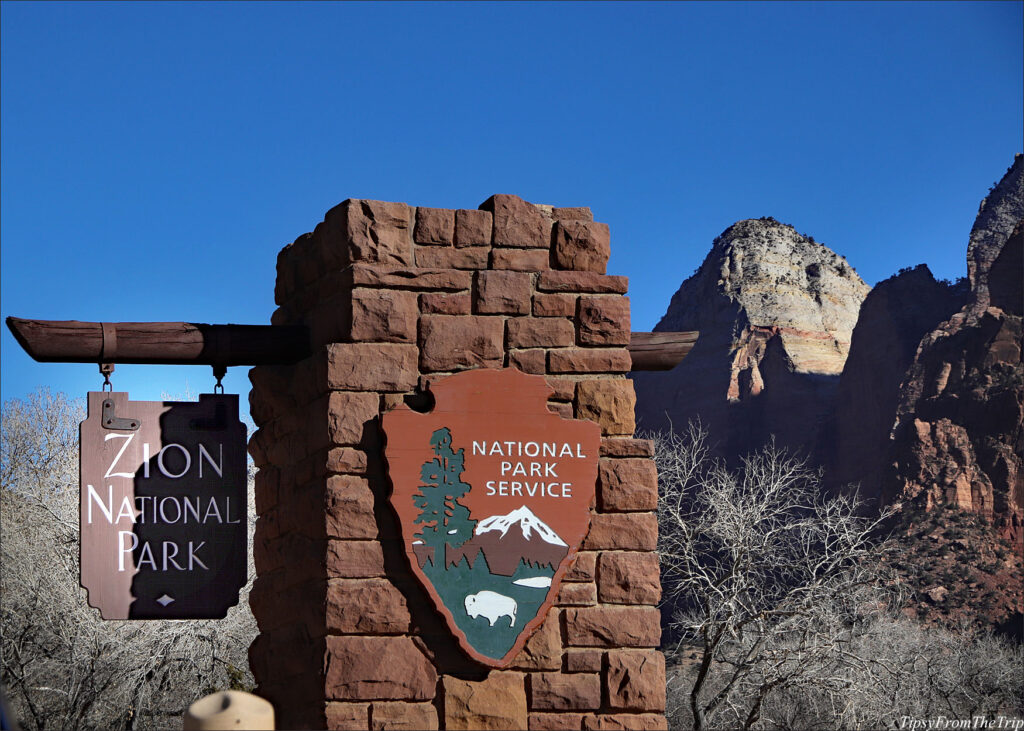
<box><xmin>885</xmin><ymin>156</ymin><xmax>1024</xmax><ymax>547</ymax></box>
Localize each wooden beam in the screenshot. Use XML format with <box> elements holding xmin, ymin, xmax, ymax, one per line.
<box><xmin>6</xmin><ymin>318</ymin><xmax>698</xmax><ymax>371</ymax></box>
<box><xmin>628</xmin><ymin>330</ymin><xmax>699</xmax><ymax>371</ymax></box>
<box><xmin>5</xmin><ymin>318</ymin><xmax>311</xmax><ymax>366</ymax></box>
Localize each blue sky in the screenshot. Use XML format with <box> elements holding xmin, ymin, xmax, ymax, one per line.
<box><xmin>2</xmin><ymin>1</ymin><xmax>1022</xmax><ymax>408</ymax></box>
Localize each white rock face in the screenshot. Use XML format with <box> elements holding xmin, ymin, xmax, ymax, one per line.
<box><xmin>633</xmin><ymin>218</ymin><xmax>869</xmax><ymax>462</ymax></box>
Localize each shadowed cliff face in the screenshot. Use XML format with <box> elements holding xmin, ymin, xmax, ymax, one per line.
<box><xmin>968</xmin><ymin>153</ymin><xmax>1024</xmax><ymax>311</ymax></box>
<box><xmin>886</xmin><ymin>156</ymin><xmax>1024</xmax><ymax>548</ymax></box>
<box><xmin>632</xmin><ymin>218</ymin><xmax>869</xmax><ymax>462</ymax></box>
<box><xmin>823</xmin><ymin>265</ymin><xmax>968</xmax><ymax>501</ymax></box>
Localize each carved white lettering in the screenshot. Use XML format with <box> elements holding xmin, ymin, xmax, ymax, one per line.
<box><xmin>104</xmin><ymin>432</ymin><xmax>136</xmax><ymax>479</ymax></box>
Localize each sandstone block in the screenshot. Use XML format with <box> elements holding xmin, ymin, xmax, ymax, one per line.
<box><xmin>583</xmin><ymin>513</ymin><xmax>657</xmax><ymax>551</ymax></box>
<box><xmin>538</xmin><ymin>271</ymin><xmax>628</xmax><ymax>294</ymax></box>
<box><xmin>530</xmin><ymin>712</ymin><xmax>586</xmax><ymax>730</ymax></box>
<box><xmin>579</xmin><ymin>297</ymin><xmax>630</xmax><ymax>345</ymax></box>
<box><xmin>565</xmin><ymin>551</ymin><xmax>597</xmax><ymax>581</ymax></box>
<box><xmin>549</xmin><ymin>401</ymin><xmax>573</xmax><ymax>419</ymax></box>
<box><xmin>326</xmin><ymin>636</ymin><xmax>436</xmax><ymax>701</ymax></box>
<box><xmin>325</xmin><ymin>702</ymin><xmax>369</xmax><ymax>730</ymax></box>
<box><xmin>351</xmin><ymin>289</ymin><xmax>418</xmax><ymax>343</ymax></box>
<box><xmin>530</xmin><ymin>672</ymin><xmax>601</xmax><ymax>711</ymax></box>
<box><xmin>262</xmin><ymin>685</ymin><xmax>327</xmax><ymax>730</ymax></box>
<box><xmin>576</xmin><ymin>380</ymin><xmax>636</xmax><ymax>436</ymax></box>
<box><xmin>477</xmin><ymin>270</ymin><xmax>532</xmax><ymax>315</ymax></box>
<box><xmin>508</xmin><ymin>318</ymin><xmax>576</xmax><ymax>348</ymax></box>
<box><xmin>557</xmin><ymin>581</ymin><xmax>597</xmax><ymax>606</ymax></box>
<box><xmin>549</xmin><ymin>348</ymin><xmax>631</xmax><ymax>374</ymax></box>
<box><xmin>599</xmin><ymin>439</ymin><xmax>654</xmax><ymax>458</ymax></box>
<box><xmin>309</xmin><ymin>298</ymin><xmax>352</xmax><ymax>350</ymax></box>
<box><xmin>492</xmin><ymin>248</ymin><xmax>551</xmax><ymax>271</ymax></box>
<box><xmin>416</xmin><ymin>245</ymin><xmax>490</xmax><ymax>270</ymax></box>
<box><xmin>326</xmin><ymin>391</ymin><xmax>380</xmax><ymax>447</ymax></box>
<box><xmin>327</xmin><ymin>447</ymin><xmax>368</xmax><ymax>474</ymax></box>
<box><xmin>510</xmin><ymin>348</ymin><xmax>547</xmax><ymax>375</ymax></box>
<box><xmin>553</xmin><ymin>206</ymin><xmax>594</xmax><ymax>222</ymax></box>
<box><xmin>420</xmin><ymin>292</ymin><xmax>472</xmax><ymax>315</ymax></box>
<box><xmin>509</xmin><ymin>610</ymin><xmax>562</xmax><ymax>671</ymax></box>
<box><xmin>419</xmin><ymin>315</ymin><xmax>504</xmax><ymax>371</ymax></box>
<box><xmin>249</xmin><ymin>365</ymin><xmax>294</xmax><ymax>422</ymax></box>
<box><xmin>254</xmin><ymin>530</ymin><xmax>321</xmax><ymax>577</ymax></box>
<box><xmin>564</xmin><ymin>607</ymin><xmax>661</xmax><ymax>648</ymax></box>
<box><xmin>249</xmin><ymin>572</ymin><xmax>325</xmax><ymax>635</ymax></box>
<box><xmin>547</xmin><ymin>377</ymin><xmax>578</xmax><ymax>401</ymax></box>
<box><xmin>326</xmin><ymin>343</ymin><xmax>419</xmax><ymax>392</ymax></box>
<box><xmin>254</xmin><ymin>467</ymin><xmax>279</xmax><ymax>513</ymax></box>
<box><xmin>326</xmin><ymin>476</ymin><xmax>377</xmax><ymax>539</ymax></box>
<box><xmin>554</xmin><ymin>220</ymin><xmax>611</xmax><ymax>273</ymax></box>
<box><xmin>326</xmin><ymin>578</ymin><xmax>410</xmax><ymax>634</ymax></box>
<box><xmin>535</xmin><ymin>293</ymin><xmax>578</xmax><ymax>317</ymax></box>
<box><xmin>351</xmin><ymin>263</ymin><xmax>472</xmax><ymax>291</ymax></box>
<box><xmin>327</xmin><ymin>540</ymin><xmax>386</xmax><ymax>578</ymax></box>
<box><xmin>443</xmin><ymin>672</ymin><xmax>528</xmax><ymax>730</ymax></box>
<box><xmin>582</xmin><ymin>714</ymin><xmax>668</xmax><ymax>730</ymax></box>
<box><xmin>414</xmin><ymin>206</ymin><xmax>455</xmax><ymax>245</ymax></box>
<box><xmin>598</xmin><ymin>552</ymin><xmax>661</xmax><ymax>605</ymax></box>
<box><xmin>331</xmin><ymin>199</ymin><xmax>414</xmax><ymax>266</ymax></box>
<box><xmin>274</xmin><ymin>242</ymin><xmax>300</xmax><ymax>305</ymax></box>
<box><xmin>565</xmin><ymin>649</ymin><xmax>603</xmax><ymax>673</ymax></box>
<box><xmin>482</xmin><ymin>194</ymin><xmax>552</xmax><ymax>248</ymax></box>
<box><xmin>371</xmin><ymin>701</ymin><xmax>438</xmax><ymax>730</ymax></box>
<box><xmin>606</xmin><ymin>651</ymin><xmax>666</xmax><ymax>712</ymax></box>
<box><xmin>598</xmin><ymin>459</ymin><xmax>658</xmax><ymax>512</ymax></box>
<box><xmin>250</xmin><ymin>624</ymin><xmax>323</xmax><ymax>682</ymax></box>
<box><xmin>248</xmin><ymin>426</ymin><xmax>271</xmax><ymax>469</ymax></box>
<box><xmin>455</xmin><ymin>208</ymin><xmax>493</xmax><ymax>247</ymax></box>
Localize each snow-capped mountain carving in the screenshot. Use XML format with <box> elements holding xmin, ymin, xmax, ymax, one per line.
<box><xmin>475</xmin><ymin>506</ymin><xmax>568</xmax><ymax>547</ymax></box>
<box><xmin>447</xmin><ymin>506</ymin><xmax>570</xmax><ymax>576</ymax></box>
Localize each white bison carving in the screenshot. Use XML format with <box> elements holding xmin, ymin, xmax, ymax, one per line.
<box><xmin>464</xmin><ymin>590</ymin><xmax>517</xmax><ymax>627</ymax></box>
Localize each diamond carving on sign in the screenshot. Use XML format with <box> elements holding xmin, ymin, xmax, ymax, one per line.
<box><xmin>156</xmin><ymin>594</ymin><xmax>175</xmax><ymax>607</ymax></box>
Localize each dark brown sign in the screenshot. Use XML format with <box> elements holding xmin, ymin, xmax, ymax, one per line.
<box><xmin>383</xmin><ymin>368</ymin><xmax>601</xmax><ymax>667</ymax></box>
<box><xmin>80</xmin><ymin>392</ymin><xmax>247</xmax><ymax>619</ymax></box>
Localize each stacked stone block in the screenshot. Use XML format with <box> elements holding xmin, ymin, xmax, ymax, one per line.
<box><xmin>248</xmin><ymin>194</ymin><xmax>666</xmax><ymax>730</ymax></box>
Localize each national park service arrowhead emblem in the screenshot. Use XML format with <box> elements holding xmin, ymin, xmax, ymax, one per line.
<box><xmin>383</xmin><ymin>368</ymin><xmax>600</xmax><ymax>667</ymax></box>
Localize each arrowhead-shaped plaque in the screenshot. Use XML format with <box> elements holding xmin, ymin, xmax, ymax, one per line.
<box><xmin>383</xmin><ymin>369</ymin><xmax>600</xmax><ymax>667</ymax></box>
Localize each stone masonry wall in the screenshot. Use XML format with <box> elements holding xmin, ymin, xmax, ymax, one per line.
<box><xmin>247</xmin><ymin>194</ymin><xmax>667</xmax><ymax>730</ymax></box>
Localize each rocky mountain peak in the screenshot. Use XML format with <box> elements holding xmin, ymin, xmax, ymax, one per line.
<box><xmin>968</xmin><ymin>154</ymin><xmax>1024</xmax><ymax>308</ymax></box>
<box><xmin>709</xmin><ymin>218</ymin><xmax>862</xmax><ymax>315</ymax></box>
<box><xmin>634</xmin><ymin>217</ymin><xmax>869</xmax><ymax>461</ymax></box>
<box><xmin>885</xmin><ymin>156</ymin><xmax>1024</xmax><ymax>549</ymax></box>
<box><xmin>659</xmin><ymin>217</ymin><xmax>868</xmax><ymax>377</ymax></box>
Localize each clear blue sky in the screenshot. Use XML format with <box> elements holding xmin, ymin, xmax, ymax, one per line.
<box><xmin>2</xmin><ymin>1</ymin><xmax>1022</xmax><ymax>409</ymax></box>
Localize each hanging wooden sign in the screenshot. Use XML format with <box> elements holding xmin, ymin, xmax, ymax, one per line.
<box><xmin>383</xmin><ymin>368</ymin><xmax>600</xmax><ymax>667</ymax></box>
<box><xmin>80</xmin><ymin>392</ymin><xmax>247</xmax><ymax>619</ymax></box>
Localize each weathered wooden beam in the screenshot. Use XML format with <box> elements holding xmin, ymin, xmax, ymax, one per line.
<box><xmin>627</xmin><ymin>330</ymin><xmax>699</xmax><ymax>371</ymax></box>
<box><xmin>5</xmin><ymin>318</ymin><xmax>311</xmax><ymax>366</ymax></box>
<box><xmin>6</xmin><ymin>318</ymin><xmax>698</xmax><ymax>371</ymax></box>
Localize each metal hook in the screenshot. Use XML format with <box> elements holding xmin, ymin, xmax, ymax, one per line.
<box><xmin>213</xmin><ymin>364</ymin><xmax>226</xmax><ymax>394</ymax></box>
<box><xmin>100</xmin><ymin>363</ymin><xmax>115</xmax><ymax>392</ymax></box>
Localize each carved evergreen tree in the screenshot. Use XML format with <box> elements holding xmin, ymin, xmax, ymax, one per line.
<box><xmin>413</xmin><ymin>427</ymin><xmax>476</xmax><ymax>567</ymax></box>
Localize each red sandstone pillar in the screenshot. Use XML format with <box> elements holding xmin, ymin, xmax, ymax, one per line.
<box><xmin>248</xmin><ymin>195</ymin><xmax>667</xmax><ymax>730</ymax></box>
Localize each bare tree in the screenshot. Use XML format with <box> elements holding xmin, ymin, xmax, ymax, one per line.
<box><xmin>755</xmin><ymin>615</ymin><xmax>1024</xmax><ymax>730</ymax></box>
<box><xmin>653</xmin><ymin>423</ymin><xmax>898</xmax><ymax>731</ymax></box>
<box><xmin>1</xmin><ymin>389</ymin><xmax>257</xmax><ymax>731</ymax></box>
